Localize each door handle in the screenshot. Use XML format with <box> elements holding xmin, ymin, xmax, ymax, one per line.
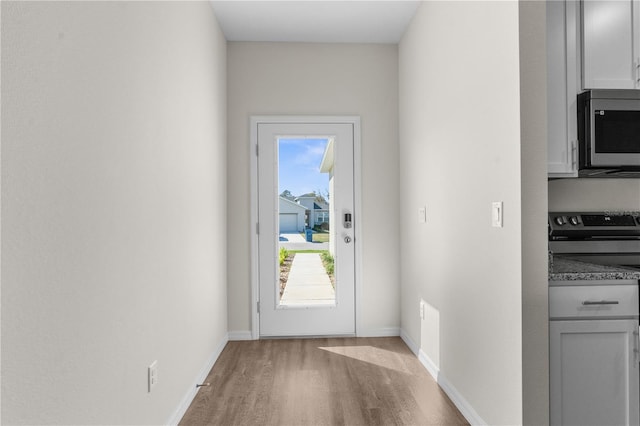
<box><xmin>344</xmin><ymin>236</ymin><xmax>352</xmax><ymax>244</ymax></box>
<box><xmin>634</xmin><ymin>327</ymin><xmax>640</xmax><ymax>366</ymax></box>
<box><xmin>581</xmin><ymin>300</ymin><xmax>619</xmax><ymax>306</ymax></box>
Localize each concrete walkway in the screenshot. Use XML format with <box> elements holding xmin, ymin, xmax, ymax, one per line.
<box><xmin>280</xmin><ymin>253</ymin><xmax>335</xmax><ymax>306</ymax></box>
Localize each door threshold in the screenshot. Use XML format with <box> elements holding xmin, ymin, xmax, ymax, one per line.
<box><xmin>259</xmin><ymin>334</ymin><xmax>357</xmax><ymax>340</ymax></box>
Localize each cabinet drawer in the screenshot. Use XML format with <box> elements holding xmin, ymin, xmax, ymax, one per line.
<box><xmin>550</xmin><ymin>285</ymin><xmax>639</xmax><ymax>319</ymax></box>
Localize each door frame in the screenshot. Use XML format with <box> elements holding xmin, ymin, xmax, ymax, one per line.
<box><xmin>249</xmin><ymin>116</ymin><xmax>362</xmax><ymax>339</ymax></box>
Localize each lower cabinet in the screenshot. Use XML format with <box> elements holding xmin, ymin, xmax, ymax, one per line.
<box><xmin>550</xmin><ymin>319</ymin><xmax>640</xmax><ymax>426</ymax></box>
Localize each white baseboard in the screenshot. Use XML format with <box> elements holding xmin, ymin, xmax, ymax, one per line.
<box><xmin>228</xmin><ymin>330</ymin><xmax>253</xmax><ymax>341</ymax></box>
<box><xmin>399</xmin><ymin>328</ymin><xmax>419</xmax><ymax>355</ymax></box>
<box><xmin>167</xmin><ymin>333</ymin><xmax>229</xmax><ymax>425</ymax></box>
<box><xmin>418</xmin><ymin>348</ymin><xmax>439</xmax><ymax>381</ymax></box>
<box><xmin>357</xmin><ymin>327</ymin><xmax>400</xmax><ymax>337</ymax></box>
<box><xmin>228</xmin><ymin>328</ymin><xmax>399</xmax><ymax>340</ymax></box>
<box><xmin>401</xmin><ymin>328</ymin><xmax>487</xmax><ymax>426</ymax></box>
<box><xmin>437</xmin><ymin>373</ymin><xmax>487</xmax><ymax>426</ymax></box>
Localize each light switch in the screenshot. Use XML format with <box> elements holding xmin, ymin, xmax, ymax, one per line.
<box><xmin>418</xmin><ymin>206</ymin><xmax>426</xmax><ymax>223</ymax></box>
<box><xmin>492</xmin><ymin>202</ymin><xmax>503</xmax><ymax>228</ymax></box>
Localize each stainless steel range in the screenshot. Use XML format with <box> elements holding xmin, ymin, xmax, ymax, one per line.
<box><xmin>549</xmin><ymin>211</ymin><xmax>640</xmax><ymax>269</ymax></box>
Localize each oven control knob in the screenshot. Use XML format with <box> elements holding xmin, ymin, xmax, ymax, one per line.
<box><xmin>569</xmin><ymin>216</ymin><xmax>580</xmax><ymax>226</ymax></box>
<box><xmin>554</xmin><ymin>216</ymin><xmax>566</xmax><ymax>226</ymax></box>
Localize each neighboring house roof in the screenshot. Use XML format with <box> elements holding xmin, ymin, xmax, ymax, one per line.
<box><xmin>279</xmin><ymin>196</ymin><xmax>307</xmax><ymax>212</ymax></box>
<box><xmin>296</xmin><ymin>193</ymin><xmax>316</xmax><ymax>199</ymax></box>
<box><xmin>294</xmin><ymin>194</ymin><xmax>328</xmax><ymax>210</ymax></box>
<box><xmin>314</xmin><ymin>202</ymin><xmax>329</xmax><ymax>210</ymax></box>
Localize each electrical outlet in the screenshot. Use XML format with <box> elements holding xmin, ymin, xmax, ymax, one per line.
<box><xmin>418</xmin><ymin>206</ymin><xmax>427</xmax><ymax>224</ymax></box>
<box><xmin>148</xmin><ymin>361</ymin><xmax>158</xmax><ymax>393</ymax></box>
<box><xmin>492</xmin><ymin>201</ymin><xmax>503</xmax><ymax>228</ymax></box>
<box><xmin>420</xmin><ymin>300</ymin><xmax>425</xmax><ymax>320</ymax></box>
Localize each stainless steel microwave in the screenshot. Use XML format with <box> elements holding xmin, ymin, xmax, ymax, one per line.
<box><xmin>577</xmin><ymin>90</ymin><xmax>640</xmax><ymax>176</ymax></box>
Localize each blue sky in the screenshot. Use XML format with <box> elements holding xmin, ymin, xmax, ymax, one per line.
<box><xmin>278</xmin><ymin>138</ymin><xmax>329</xmax><ymax>198</ymax></box>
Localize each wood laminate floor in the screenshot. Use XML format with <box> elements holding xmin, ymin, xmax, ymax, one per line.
<box><xmin>180</xmin><ymin>337</ymin><xmax>469</xmax><ymax>426</ymax></box>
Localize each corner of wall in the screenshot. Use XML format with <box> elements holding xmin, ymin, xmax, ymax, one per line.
<box><xmin>402</xmin><ymin>328</ymin><xmax>488</xmax><ymax>426</ymax></box>
<box><xmin>519</xmin><ymin>1</ymin><xmax>550</xmax><ymax>424</ymax></box>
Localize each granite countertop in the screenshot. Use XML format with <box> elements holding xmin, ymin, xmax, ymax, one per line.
<box><xmin>549</xmin><ymin>256</ymin><xmax>640</xmax><ymax>281</ymax></box>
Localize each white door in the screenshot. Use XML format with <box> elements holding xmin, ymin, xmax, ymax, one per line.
<box><xmin>255</xmin><ymin>120</ymin><xmax>356</xmax><ymax>337</ymax></box>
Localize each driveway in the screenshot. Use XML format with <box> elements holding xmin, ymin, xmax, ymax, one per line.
<box><xmin>279</xmin><ymin>233</ymin><xmax>306</xmax><ymax>243</ymax></box>
<box><xmin>279</xmin><ymin>233</ymin><xmax>329</xmax><ymax>250</ymax></box>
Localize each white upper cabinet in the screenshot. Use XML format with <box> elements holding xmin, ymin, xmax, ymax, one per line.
<box><xmin>548</xmin><ymin>1</ymin><xmax>580</xmax><ymax>177</ymax></box>
<box><xmin>582</xmin><ymin>0</ymin><xmax>640</xmax><ymax>89</ymax></box>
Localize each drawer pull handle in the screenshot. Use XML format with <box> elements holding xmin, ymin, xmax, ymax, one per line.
<box><xmin>582</xmin><ymin>300</ymin><xmax>620</xmax><ymax>306</ymax></box>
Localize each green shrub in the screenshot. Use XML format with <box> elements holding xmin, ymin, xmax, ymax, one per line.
<box><xmin>321</xmin><ymin>251</ymin><xmax>334</xmax><ymax>275</ymax></box>
<box><xmin>279</xmin><ymin>247</ymin><xmax>289</xmax><ymax>265</ymax></box>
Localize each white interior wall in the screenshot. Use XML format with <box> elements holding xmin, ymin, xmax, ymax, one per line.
<box><xmin>1</xmin><ymin>2</ymin><xmax>227</xmax><ymax>424</ymax></box>
<box><xmin>227</xmin><ymin>42</ymin><xmax>400</xmax><ymax>337</ymax></box>
<box><xmin>399</xmin><ymin>2</ymin><xmax>524</xmax><ymax>424</ymax></box>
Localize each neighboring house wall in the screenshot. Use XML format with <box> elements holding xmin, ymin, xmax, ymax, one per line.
<box><xmin>320</xmin><ymin>146</ymin><xmax>336</xmax><ymax>255</ymax></box>
<box><xmin>313</xmin><ymin>200</ymin><xmax>330</xmax><ymax>226</ymax></box>
<box><xmin>296</xmin><ymin>196</ymin><xmax>315</xmax><ymax>210</ymax></box>
<box><xmin>314</xmin><ymin>210</ymin><xmax>329</xmax><ymax>225</ymax></box>
<box><xmin>328</xmin><ymin>171</ymin><xmax>336</xmax><ymax>255</ymax></box>
<box><xmin>279</xmin><ymin>197</ymin><xmax>306</xmax><ymax>232</ymax></box>
<box><xmin>2</xmin><ymin>2</ymin><xmax>228</xmax><ymax>424</ymax></box>
<box><xmin>295</xmin><ymin>196</ymin><xmax>319</xmax><ymax>227</ymax></box>
<box><xmin>296</xmin><ymin>196</ymin><xmax>313</xmax><ymax>226</ymax></box>
<box><xmin>227</xmin><ymin>42</ymin><xmax>400</xmax><ymax>337</ymax></box>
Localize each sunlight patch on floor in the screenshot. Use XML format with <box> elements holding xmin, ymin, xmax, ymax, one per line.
<box><xmin>317</xmin><ymin>345</ymin><xmax>413</xmax><ymax>374</ymax></box>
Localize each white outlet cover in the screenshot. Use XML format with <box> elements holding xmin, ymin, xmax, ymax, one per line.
<box><xmin>148</xmin><ymin>360</ymin><xmax>158</xmax><ymax>393</ymax></box>
<box><xmin>418</xmin><ymin>206</ymin><xmax>426</xmax><ymax>223</ymax></box>
<box><xmin>492</xmin><ymin>201</ymin><xmax>503</xmax><ymax>228</ymax></box>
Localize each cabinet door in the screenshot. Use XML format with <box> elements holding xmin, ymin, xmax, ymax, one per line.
<box><xmin>582</xmin><ymin>0</ymin><xmax>639</xmax><ymax>89</ymax></box>
<box><xmin>548</xmin><ymin>0</ymin><xmax>579</xmax><ymax>177</ymax></box>
<box><xmin>550</xmin><ymin>319</ymin><xmax>640</xmax><ymax>426</ymax></box>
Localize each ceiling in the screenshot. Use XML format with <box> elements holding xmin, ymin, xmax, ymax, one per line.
<box><xmin>210</xmin><ymin>1</ymin><xmax>422</xmax><ymax>44</ymax></box>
